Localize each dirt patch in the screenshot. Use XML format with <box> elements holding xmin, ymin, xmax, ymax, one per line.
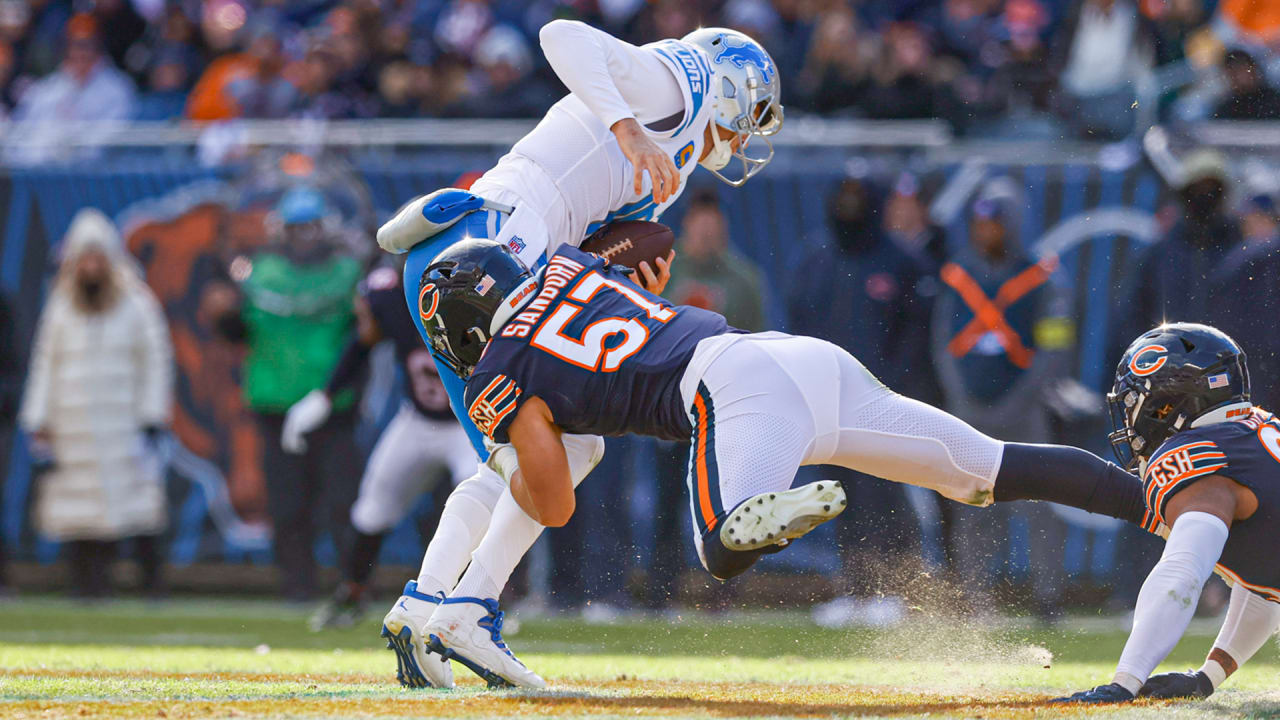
<box><xmin>0</xmin><ymin>675</ymin><xmax>1160</xmax><ymax>719</ymax></box>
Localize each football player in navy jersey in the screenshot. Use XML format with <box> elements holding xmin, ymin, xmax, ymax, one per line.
<box><xmin>372</xmin><ymin>22</ymin><xmax>784</xmax><ymax>691</ymax></box>
<box><xmin>1057</xmin><ymin>323</ymin><xmax>1280</xmax><ymax>704</ymax></box>
<box><xmin>281</xmin><ymin>266</ymin><xmax>475</xmax><ymax>633</ymax></box>
<box><xmin>414</xmin><ymin>239</ymin><xmax>1150</xmax><ymax>688</ymax></box>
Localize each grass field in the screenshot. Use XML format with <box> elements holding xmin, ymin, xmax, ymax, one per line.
<box><xmin>1</xmin><ymin>596</ymin><xmax>1277</xmax><ymax>719</ymax></box>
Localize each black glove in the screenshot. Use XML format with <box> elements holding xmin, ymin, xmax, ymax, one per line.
<box><xmin>1051</xmin><ymin>683</ymin><xmax>1135</xmax><ymax>704</ymax></box>
<box><xmin>1139</xmin><ymin>671</ymin><xmax>1214</xmax><ymax>699</ymax></box>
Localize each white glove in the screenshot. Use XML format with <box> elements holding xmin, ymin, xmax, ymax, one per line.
<box><xmin>281</xmin><ymin>390</ymin><xmax>332</xmax><ymax>454</ymax></box>
<box><xmin>485</xmin><ymin>442</ymin><xmax>520</xmax><ymax>484</ymax></box>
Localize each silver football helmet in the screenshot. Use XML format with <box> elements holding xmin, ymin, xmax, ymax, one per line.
<box><xmin>681</xmin><ymin>27</ymin><xmax>783</xmax><ymax>187</ymax></box>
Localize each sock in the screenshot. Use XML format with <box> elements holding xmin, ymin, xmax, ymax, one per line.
<box><xmin>435</xmin><ymin>435</ymin><xmax>602</xmax><ymax>603</ymax></box>
<box><xmin>699</xmin><ymin>524</ymin><xmax>789</xmax><ymax>581</ymax></box>
<box><xmin>451</xmin><ymin>489</ymin><xmax>546</xmax><ymax>600</ymax></box>
<box><xmin>416</xmin><ymin>467</ymin><xmax>506</xmax><ymax>592</ymax></box>
<box><xmin>345</xmin><ymin>530</ymin><xmax>385</xmax><ymax>587</ymax></box>
<box><xmin>993</xmin><ymin>442</ymin><xmax>1146</xmax><ymax>525</ymax></box>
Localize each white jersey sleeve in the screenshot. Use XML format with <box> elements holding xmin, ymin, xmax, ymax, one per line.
<box><xmin>538</xmin><ymin>19</ymin><xmax>685</xmax><ymax>130</ymax></box>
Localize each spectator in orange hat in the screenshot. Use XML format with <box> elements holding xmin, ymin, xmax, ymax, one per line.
<box><xmin>6</xmin><ymin>13</ymin><xmax>137</xmax><ymax>163</ymax></box>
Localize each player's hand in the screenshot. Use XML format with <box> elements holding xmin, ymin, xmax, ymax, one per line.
<box><xmin>1051</xmin><ymin>683</ymin><xmax>1135</xmax><ymax>704</ymax></box>
<box><xmin>611</xmin><ymin>118</ymin><xmax>679</xmax><ymax>204</ymax></box>
<box><xmin>1139</xmin><ymin>671</ymin><xmax>1214</xmax><ymax>699</ymax></box>
<box><xmin>636</xmin><ymin>250</ymin><xmax>675</xmax><ymax>296</ymax></box>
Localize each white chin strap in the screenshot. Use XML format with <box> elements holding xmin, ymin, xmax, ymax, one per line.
<box><xmin>699</xmin><ymin>124</ymin><xmax>734</xmax><ymax>171</ymax></box>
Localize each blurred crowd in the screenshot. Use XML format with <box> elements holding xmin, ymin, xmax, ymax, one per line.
<box><xmin>0</xmin><ymin>0</ymin><xmax>1279</xmax><ymax>139</ymax></box>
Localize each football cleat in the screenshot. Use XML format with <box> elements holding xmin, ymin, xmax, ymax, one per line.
<box><xmin>719</xmin><ymin>481</ymin><xmax>846</xmax><ymax>551</ymax></box>
<box><xmin>424</xmin><ymin>596</ymin><xmax>547</xmax><ymax>689</ymax></box>
<box><xmin>309</xmin><ymin>581</ymin><xmax>368</xmax><ymax>631</ymax></box>
<box><xmin>380</xmin><ymin>580</ymin><xmax>454</xmax><ymax>689</ymax></box>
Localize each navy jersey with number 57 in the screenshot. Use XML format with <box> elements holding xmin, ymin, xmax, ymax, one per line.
<box><xmin>464</xmin><ymin>246</ymin><xmax>729</xmax><ymax>443</ymax></box>
<box><xmin>1139</xmin><ymin>406</ymin><xmax>1280</xmax><ymax>603</ymax></box>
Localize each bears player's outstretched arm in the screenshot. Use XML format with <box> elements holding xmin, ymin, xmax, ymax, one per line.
<box><xmin>1057</xmin><ymin>474</ymin><xmax>1251</xmax><ymax>704</ymax></box>
<box><xmin>502</xmin><ymin>396</ymin><xmax>575</xmax><ymax>527</ymax></box>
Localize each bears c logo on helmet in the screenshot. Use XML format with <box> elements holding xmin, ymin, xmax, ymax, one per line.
<box><xmin>1129</xmin><ymin>345</ymin><xmax>1168</xmax><ymax>376</ymax></box>
<box><xmin>419</xmin><ymin>282</ymin><xmax>439</xmax><ymax>323</ymax></box>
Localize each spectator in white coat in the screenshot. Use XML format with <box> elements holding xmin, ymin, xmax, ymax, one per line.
<box><xmin>19</xmin><ymin>207</ymin><xmax>172</xmax><ymax>598</ymax></box>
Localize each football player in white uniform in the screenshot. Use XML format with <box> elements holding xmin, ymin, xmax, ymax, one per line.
<box><xmin>373</xmin><ymin>21</ymin><xmax>783</xmax><ymax>690</ymax></box>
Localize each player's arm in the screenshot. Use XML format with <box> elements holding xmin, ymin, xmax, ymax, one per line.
<box><xmin>1055</xmin><ymin>475</ymin><xmax>1244</xmax><ymax>703</ymax></box>
<box><xmin>539</xmin><ymin>20</ymin><xmax>682</xmax><ymax>203</ymax></box>
<box><xmin>1141</xmin><ymin>580</ymin><xmax>1280</xmax><ymax>699</ymax></box>
<box><xmin>496</xmin><ymin>396</ymin><xmax>575</xmax><ymax>527</ymax></box>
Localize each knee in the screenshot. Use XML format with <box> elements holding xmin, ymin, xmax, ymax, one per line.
<box><xmin>450</xmin><ymin>468</ymin><xmax>505</xmax><ymax>508</ymax></box>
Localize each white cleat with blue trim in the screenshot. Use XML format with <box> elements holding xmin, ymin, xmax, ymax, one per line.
<box><xmin>424</xmin><ymin>596</ymin><xmax>547</xmax><ymax>689</ymax></box>
<box><xmin>380</xmin><ymin>580</ymin><xmax>454</xmax><ymax>689</ymax></box>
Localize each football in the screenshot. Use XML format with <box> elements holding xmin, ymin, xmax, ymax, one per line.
<box><xmin>580</xmin><ymin>220</ymin><xmax>675</xmax><ymax>270</ymax></box>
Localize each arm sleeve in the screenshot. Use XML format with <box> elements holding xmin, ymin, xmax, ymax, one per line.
<box><xmin>1198</xmin><ymin>582</ymin><xmax>1280</xmax><ymax>688</ymax></box>
<box><xmin>325</xmin><ymin>335</ymin><xmax>372</xmax><ymax>397</ymax></box>
<box><xmin>135</xmin><ymin>288</ymin><xmax>174</xmax><ymax>426</ymax></box>
<box><xmin>1113</xmin><ymin>511</ymin><xmax>1231</xmax><ymax>693</ymax></box>
<box><xmin>538</xmin><ymin>19</ymin><xmax>685</xmax><ymax>129</ymax></box>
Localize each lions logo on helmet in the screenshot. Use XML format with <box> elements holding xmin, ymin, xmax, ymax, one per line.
<box><xmin>419</xmin><ymin>282</ymin><xmax>440</xmax><ymax>323</ymax></box>
<box><xmin>712</xmin><ymin>37</ymin><xmax>775</xmax><ymax>83</ymax></box>
<box><xmin>1128</xmin><ymin>345</ymin><xmax>1168</xmax><ymax>377</ymax></box>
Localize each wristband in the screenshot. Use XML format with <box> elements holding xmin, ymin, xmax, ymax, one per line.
<box><xmin>486</xmin><ymin>444</ymin><xmax>519</xmax><ymax>483</ymax></box>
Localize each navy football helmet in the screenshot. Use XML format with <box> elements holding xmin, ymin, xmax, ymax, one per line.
<box><xmin>418</xmin><ymin>239</ymin><xmax>534</xmax><ymax>378</ymax></box>
<box><xmin>1108</xmin><ymin>322</ymin><xmax>1251</xmax><ymax>470</ymax></box>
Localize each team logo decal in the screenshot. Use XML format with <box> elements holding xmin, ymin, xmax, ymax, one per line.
<box><xmin>713</xmin><ymin>39</ymin><xmax>775</xmax><ymax>83</ymax></box>
<box><xmin>418</xmin><ymin>282</ymin><xmax>439</xmax><ymax>323</ymax></box>
<box><xmin>1129</xmin><ymin>344</ymin><xmax>1168</xmax><ymax>376</ymax></box>
<box><xmin>674</xmin><ymin>141</ymin><xmax>694</xmax><ymax>170</ymax></box>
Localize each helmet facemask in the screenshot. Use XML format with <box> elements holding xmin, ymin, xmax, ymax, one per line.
<box><xmin>702</xmin><ymin>82</ymin><xmax>782</xmax><ymax>187</ymax></box>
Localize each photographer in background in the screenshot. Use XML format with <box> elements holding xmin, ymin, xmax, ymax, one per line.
<box><xmin>19</xmin><ymin>208</ymin><xmax>173</xmax><ymax>598</ymax></box>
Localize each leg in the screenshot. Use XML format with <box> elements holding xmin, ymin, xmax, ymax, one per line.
<box><xmin>133</xmin><ymin>534</ymin><xmax>165</xmax><ymax>598</ymax></box>
<box><xmin>65</xmin><ymin>540</ymin><xmax>93</xmax><ymax>598</ymax></box>
<box><xmin>257</xmin><ymin>412</ymin><xmax>316</xmax><ymax>601</ymax></box>
<box><xmin>347</xmin><ymin>406</ymin><xmax>443</xmax><ymax>587</ymax></box>
<box><xmin>993</xmin><ymin>443</ymin><xmax>1146</xmax><ymax>526</ymax></box>
<box><xmin>422</xmin><ymin>433</ymin><xmax>604</xmax><ymax>689</ymax></box>
<box><xmin>682</xmin><ymin>341</ymin><xmax>846</xmax><ymax>581</ymax></box>
<box><xmin>648</xmin><ymin>440</ymin><xmax>690</xmax><ymax>608</ymax></box>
